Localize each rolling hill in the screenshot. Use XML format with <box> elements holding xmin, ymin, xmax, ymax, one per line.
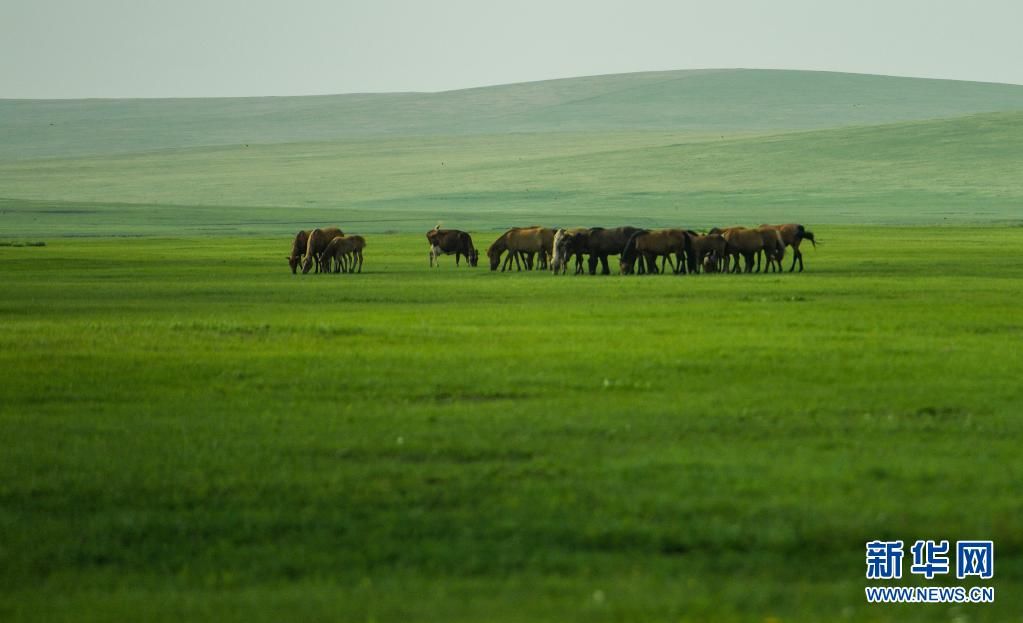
<box><xmin>2</xmin><ymin>110</ymin><xmax>1021</xmax><ymax>236</ymax></box>
<box><xmin>2</xmin><ymin>69</ymin><xmax>1023</xmax><ymax>235</ymax></box>
<box><xmin>4</xmin><ymin>69</ymin><xmax>1023</xmax><ymax>160</ymax></box>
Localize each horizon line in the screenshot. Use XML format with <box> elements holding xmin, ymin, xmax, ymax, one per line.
<box><xmin>3</xmin><ymin>67</ymin><xmax>1023</xmax><ymax>103</ymax></box>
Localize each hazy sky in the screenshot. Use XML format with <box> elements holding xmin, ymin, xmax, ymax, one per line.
<box><xmin>2</xmin><ymin>0</ymin><xmax>1022</xmax><ymax>98</ymax></box>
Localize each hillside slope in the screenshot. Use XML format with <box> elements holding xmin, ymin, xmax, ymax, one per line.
<box><xmin>4</xmin><ymin>69</ymin><xmax>1023</xmax><ymax>160</ymax></box>
<box><xmin>2</xmin><ymin>111</ymin><xmax>1021</xmax><ymax>235</ymax></box>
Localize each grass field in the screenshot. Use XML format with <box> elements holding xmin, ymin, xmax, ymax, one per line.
<box><xmin>2</xmin><ymin>69</ymin><xmax>1023</xmax><ymax>621</ymax></box>
<box><xmin>1</xmin><ymin>229</ymin><xmax>1021</xmax><ymax>622</ymax></box>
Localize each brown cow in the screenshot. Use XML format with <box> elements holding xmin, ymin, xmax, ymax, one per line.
<box><xmin>759</xmin><ymin>223</ymin><xmax>817</xmax><ymax>272</ymax></box>
<box><xmin>426</xmin><ymin>227</ymin><xmax>478</xmax><ymax>267</ymax></box>
<box><xmin>301</xmin><ymin>227</ymin><xmax>344</xmax><ymax>274</ymax></box>
<box><xmin>287</xmin><ymin>230</ymin><xmax>309</xmax><ymax>274</ymax></box>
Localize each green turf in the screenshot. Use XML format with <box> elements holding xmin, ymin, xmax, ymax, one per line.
<box><xmin>1</xmin><ymin>229</ymin><xmax>1020</xmax><ymax>622</ymax></box>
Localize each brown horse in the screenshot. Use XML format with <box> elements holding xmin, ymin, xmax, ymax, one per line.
<box><xmin>754</xmin><ymin>227</ymin><xmax>786</xmax><ymax>273</ymax></box>
<box><xmin>287</xmin><ymin>230</ymin><xmax>309</xmax><ymax>274</ymax></box>
<box><xmin>301</xmin><ymin>227</ymin><xmax>344</xmax><ymax>274</ymax></box>
<box><xmin>319</xmin><ymin>235</ymin><xmax>366</xmax><ymax>273</ymax></box>
<box><xmin>759</xmin><ymin>223</ymin><xmax>817</xmax><ymax>272</ymax></box>
<box><xmin>619</xmin><ymin>229</ymin><xmax>690</xmax><ymax>275</ymax></box>
<box><xmin>686</xmin><ymin>231</ymin><xmax>727</xmax><ymax>273</ymax></box>
<box><xmin>486</xmin><ymin>227</ymin><xmax>552</xmax><ymax>271</ymax></box>
<box><xmin>722</xmin><ymin>228</ymin><xmax>765</xmax><ymax>273</ymax></box>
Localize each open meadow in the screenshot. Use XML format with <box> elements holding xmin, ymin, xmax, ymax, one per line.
<box><xmin>2</xmin><ymin>70</ymin><xmax>1023</xmax><ymax>621</ymax></box>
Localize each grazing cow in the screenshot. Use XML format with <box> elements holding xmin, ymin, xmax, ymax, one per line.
<box><xmin>619</xmin><ymin>229</ymin><xmax>691</xmax><ymax>275</ymax></box>
<box><xmin>759</xmin><ymin>223</ymin><xmax>817</xmax><ymax>272</ymax></box>
<box><xmin>585</xmin><ymin>226</ymin><xmax>643</xmax><ymax>275</ymax></box>
<box><xmin>426</xmin><ymin>227</ymin><xmax>478</xmax><ymax>267</ymax></box>
<box><xmin>287</xmin><ymin>230</ymin><xmax>309</xmax><ymax>274</ymax></box>
<box><xmin>319</xmin><ymin>235</ymin><xmax>366</xmax><ymax>274</ymax></box>
<box><xmin>301</xmin><ymin>227</ymin><xmax>344</xmax><ymax>274</ymax></box>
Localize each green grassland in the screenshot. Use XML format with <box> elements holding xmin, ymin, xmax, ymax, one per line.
<box><xmin>2</xmin><ymin>69</ymin><xmax>1023</xmax><ymax>621</ymax></box>
<box><xmin>1</xmin><ymin>230</ymin><xmax>1021</xmax><ymax>622</ymax></box>
<box><xmin>3</xmin><ymin>110</ymin><xmax>1023</xmax><ymax>237</ymax></box>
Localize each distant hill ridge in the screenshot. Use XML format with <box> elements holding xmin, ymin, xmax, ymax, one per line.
<box><xmin>4</xmin><ymin>69</ymin><xmax>1023</xmax><ymax>160</ymax></box>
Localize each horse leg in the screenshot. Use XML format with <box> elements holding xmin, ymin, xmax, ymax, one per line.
<box><xmin>797</xmin><ymin>249</ymin><xmax>804</xmax><ymax>272</ymax></box>
<box><xmin>600</xmin><ymin>255</ymin><xmax>611</xmax><ymax>275</ymax></box>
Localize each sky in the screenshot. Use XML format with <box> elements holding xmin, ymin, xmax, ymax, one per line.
<box><xmin>2</xmin><ymin>0</ymin><xmax>1022</xmax><ymax>98</ymax></box>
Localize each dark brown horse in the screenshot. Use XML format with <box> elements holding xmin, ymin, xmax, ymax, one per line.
<box><xmin>759</xmin><ymin>223</ymin><xmax>817</xmax><ymax>272</ymax></box>
<box><xmin>585</xmin><ymin>227</ymin><xmax>643</xmax><ymax>275</ymax></box>
<box><xmin>287</xmin><ymin>230</ymin><xmax>309</xmax><ymax>274</ymax></box>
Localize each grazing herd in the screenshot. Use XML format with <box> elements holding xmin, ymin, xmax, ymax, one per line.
<box><xmin>287</xmin><ymin>227</ymin><xmax>365</xmax><ymax>274</ymax></box>
<box><xmin>286</xmin><ymin>223</ymin><xmax>817</xmax><ymax>276</ymax></box>
<box><xmin>487</xmin><ymin>223</ymin><xmax>815</xmax><ymax>275</ymax></box>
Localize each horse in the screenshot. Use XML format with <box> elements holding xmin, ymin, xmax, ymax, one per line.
<box><xmin>722</xmin><ymin>228</ymin><xmax>765</xmax><ymax>273</ymax></box>
<box><xmin>759</xmin><ymin>223</ymin><xmax>817</xmax><ymax>272</ymax></box>
<box><xmin>426</xmin><ymin>227</ymin><xmax>478</xmax><ymax>267</ymax></box>
<box><xmin>319</xmin><ymin>235</ymin><xmax>366</xmax><ymax>274</ymax></box>
<box><xmin>585</xmin><ymin>226</ymin><xmax>643</xmax><ymax>275</ymax></box>
<box><xmin>702</xmin><ymin>250</ymin><xmax>720</xmax><ymax>273</ymax></box>
<box><xmin>301</xmin><ymin>227</ymin><xmax>344</xmax><ymax>274</ymax></box>
<box><xmin>754</xmin><ymin>226</ymin><xmax>786</xmax><ymax>273</ymax></box>
<box><xmin>486</xmin><ymin>227</ymin><xmax>552</xmax><ymax>271</ymax></box>
<box><xmin>619</xmin><ymin>229</ymin><xmax>690</xmax><ymax>275</ymax></box>
<box><xmin>686</xmin><ymin>231</ymin><xmax>727</xmax><ymax>273</ymax></box>
<box><xmin>287</xmin><ymin>230</ymin><xmax>309</xmax><ymax>274</ymax></box>
<box><xmin>551</xmin><ymin>227</ymin><xmax>589</xmax><ymax>274</ymax></box>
